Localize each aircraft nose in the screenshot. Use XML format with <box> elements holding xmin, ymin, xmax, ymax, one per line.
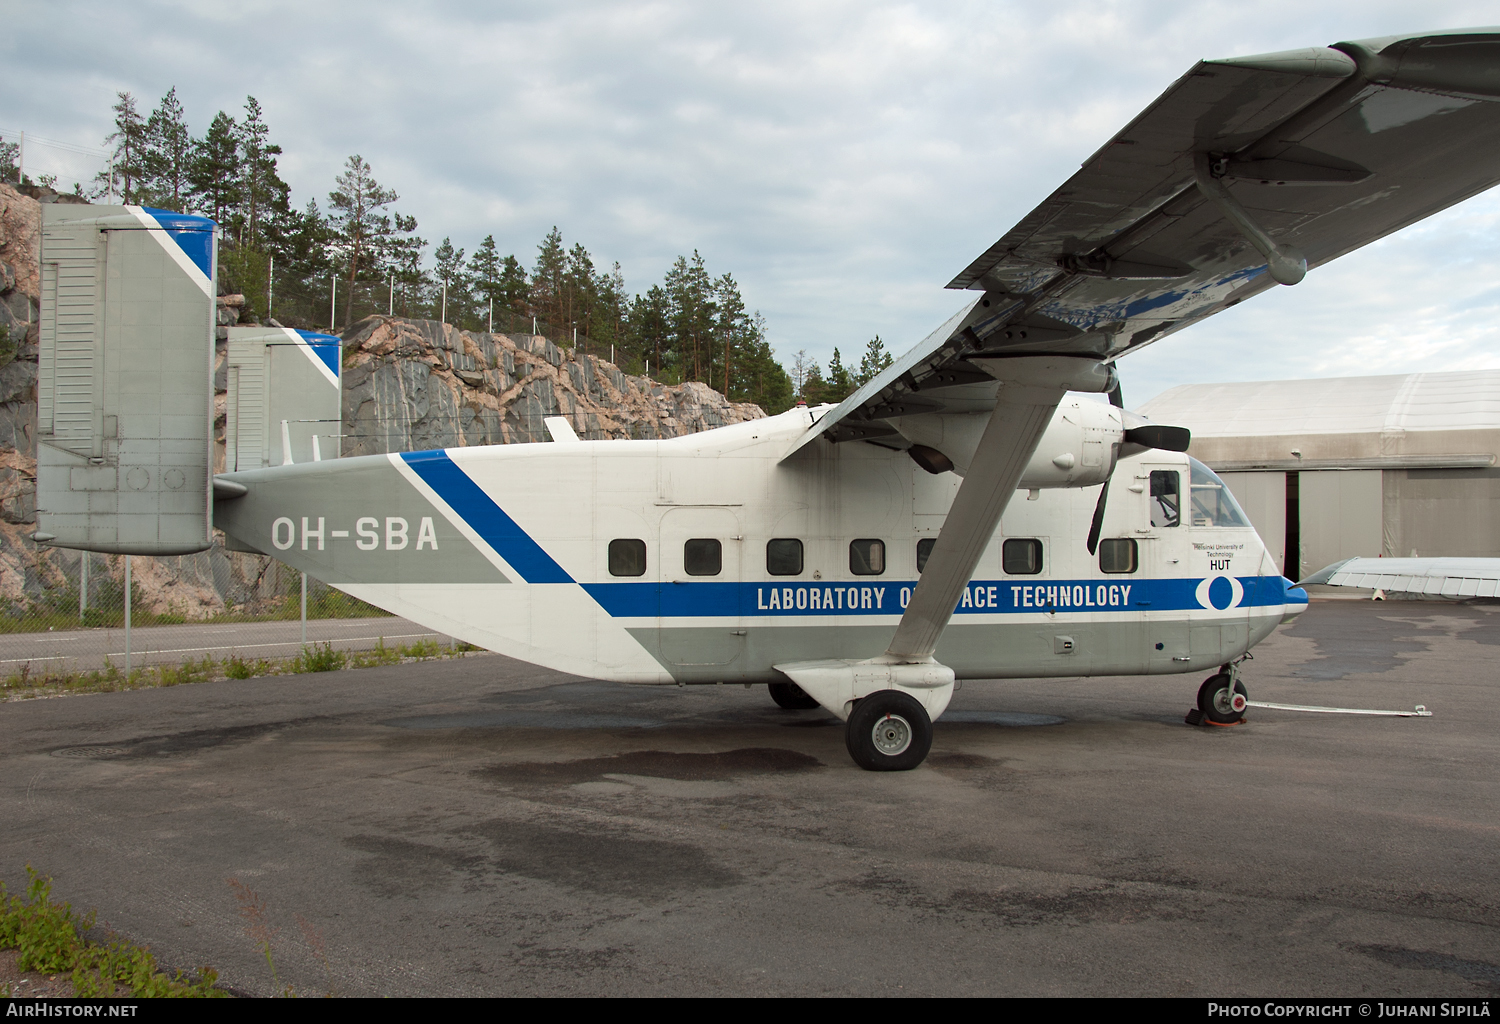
<box><xmin>1280</xmin><ymin>578</ymin><xmax>1309</xmax><ymax>623</ymax></box>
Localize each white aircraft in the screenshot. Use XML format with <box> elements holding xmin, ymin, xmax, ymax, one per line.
<box><xmin>35</xmin><ymin>28</ymin><xmax>1500</xmax><ymax>769</ymax></box>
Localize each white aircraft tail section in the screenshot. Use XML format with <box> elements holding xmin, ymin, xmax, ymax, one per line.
<box><xmin>35</xmin><ymin>204</ymin><xmax>217</xmax><ymax>555</ymax></box>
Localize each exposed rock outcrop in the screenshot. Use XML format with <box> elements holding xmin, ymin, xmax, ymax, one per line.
<box><xmin>338</xmin><ymin>316</ymin><xmax>763</xmax><ymax>454</ymax></box>
<box><xmin>0</xmin><ymin>186</ymin><xmax>766</xmax><ymax>620</ymax></box>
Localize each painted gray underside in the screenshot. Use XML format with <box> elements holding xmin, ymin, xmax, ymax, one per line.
<box><xmin>213</xmin><ymin>455</ymin><xmax>510</xmax><ymax>585</ymax></box>
<box><xmin>627</xmin><ymin>612</ymin><xmax>1281</xmax><ymax>683</ymax></box>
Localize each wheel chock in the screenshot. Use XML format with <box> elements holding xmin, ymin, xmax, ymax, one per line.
<box><xmin>1184</xmin><ymin>708</ymin><xmax>1203</xmax><ymax>726</ymax></box>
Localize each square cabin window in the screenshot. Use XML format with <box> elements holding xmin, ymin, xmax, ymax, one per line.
<box><xmin>608</xmin><ymin>539</ymin><xmax>647</xmax><ymax>577</ymax></box>
<box><xmin>916</xmin><ymin>538</ymin><xmax>936</xmax><ymax>573</ymax></box>
<box><xmin>1099</xmin><ymin>538</ymin><xmax>1138</xmax><ymax>574</ymax></box>
<box><xmin>684</xmin><ymin>538</ymin><xmax>722</xmax><ymax>576</ymax></box>
<box><xmin>767</xmin><ymin>538</ymin><xmax>803</xmax><ymax>576</ymax></box>
<box><xmin>850</xmin><ymin>539</ymin><xmax>885</xmax><ymax>576</ymax></box>
<box><xmin>1003</xmin><ymin>538</ymin><xmax>1043</xmax><ymax>575</ymax></box>
<box><xmin>1150</xmin><ymin>470</ymin><xmax>1181</xmax><ymax>528</ymax></box>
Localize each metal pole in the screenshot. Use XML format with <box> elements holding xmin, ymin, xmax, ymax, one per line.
<box><xmin>330</xmin><ymin>272</ymin><xmax>336</xmax><ymax>331</ymax></box>
<box><xmin>80</xmin><ymin>554</ymin><xmax>88</xmax><ymax>622</ymax></box>
<box><xmin>301</xmin><ymin>572</ymin><xmax>307</xmax><ymax>647</ymax></box>
<box><xmin>267</xmin><ymin>255</ymin><xmax>273</xmax><ymax>319</ymax></box>
<box><xmin>124</xmin><ymin>555</ymin><xmax>131</xmax><ymax>675</ymax></box>
<box><xmin>389</xmin><ymin>272</ymin><xmax>394</xmax><ymax>316</ymax></box>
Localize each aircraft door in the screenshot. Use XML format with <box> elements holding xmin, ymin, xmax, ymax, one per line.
<box><xmin>657</xmin><ymin>506</ymin><xmax>744</xmax><ymax>668</ymax></box>
<box><xmin>1134</xmin><ymin>462</ymin><xmax>1192</xmax><ymax>673</ymax></box>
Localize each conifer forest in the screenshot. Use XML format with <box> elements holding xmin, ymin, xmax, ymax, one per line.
<box><xmin>2</xmin><ymin>89</ymin><xmax>902</xmax><ymax>415</ymax></box>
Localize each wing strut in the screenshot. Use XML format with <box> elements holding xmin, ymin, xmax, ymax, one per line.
<box><xmin>885</xmin><ymin>357</ymin><xmax>1115</xmax><ymax>662</ymax></box>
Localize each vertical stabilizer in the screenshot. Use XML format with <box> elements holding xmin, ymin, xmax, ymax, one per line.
<box><xmin>35</xmin><ymin>204</ymin><xmax>217</xmax><ymax>555</ymax></box>
<box><xmin>224</xmin><ymin>327</ymin><xmax>341</xmax><ymax>471</ymax></box>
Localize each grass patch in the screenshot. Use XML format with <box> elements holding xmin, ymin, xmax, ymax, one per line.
<box><xmin>0</xmin><ymin>866</ymin><xmax>224</xmax><ymax>998</ymax></box>
<box><xmin>1</xmin><ymin>637</ymin><xmax>483</xmax><ymax>700</ymax></box>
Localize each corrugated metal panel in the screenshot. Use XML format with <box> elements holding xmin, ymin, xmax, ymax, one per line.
<box><xmin>1140</xmin><ymin>371</ymin><xmax>1500</xmax><ymax>438</ymax></box>
<box><xmin>1219</xmin><ymin>471</ymin><xmax>1286</xmax><ymax>573</ymax></box>
<box><xmin>39</xmin><ymin>223</ymin><xmax>103</xmax><ymax>456</ymax></box>
<box><xmin>1300</xmin><ymin>470</ymin><xmax>1382</xmax><ymax>576</ymax></box>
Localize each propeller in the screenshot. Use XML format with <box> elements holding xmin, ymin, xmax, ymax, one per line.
<box><xmin>1085</xmin><ymin>385</ymin><xmax>1123</xmax><ymax>555</ymax></box>
<box><xmin>1084</xmin><ymin>382</ymin><xmax>1192</xmax><ymax>555</ymax></box>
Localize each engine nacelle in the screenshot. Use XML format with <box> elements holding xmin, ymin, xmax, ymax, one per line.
<box><xmin>893</xmin><ymin>398</ymin><xmax>1123</xmax><ymax>488</ymax></box>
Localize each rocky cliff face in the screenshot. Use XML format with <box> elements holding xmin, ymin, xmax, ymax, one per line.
<box><xmin>337</xmin><ymin>316</ymin><xmax>762</xmax><ymax>455</ymax></box>
<box><xmin>0</xmin><ymin>184</ymin><xmax>766</xmax><ymax>619</ymax></box>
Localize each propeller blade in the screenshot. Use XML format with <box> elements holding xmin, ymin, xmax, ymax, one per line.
<box><xmin>1108</xmin><ymin>381</ymin><xmax>1124</xmax><ymax>408</ymax></box>
<box><xmin>1086</xmin><ymin>480</ymin><xmax>1110</xmax><ymax>555</ymax></box>
<box><xmin>1123</xmin><ymin>423</ymin><xmax>1191</xmax><ymax>452</ymax></box>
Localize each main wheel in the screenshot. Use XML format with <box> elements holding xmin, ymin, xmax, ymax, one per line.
<box><xmin>845</xmin><ymin>690</ymin><xmax>933</xmax><ymax>771</ymax></box>
<box><xmin>1197</xmin><ymin>673</ymin><xmax>1248</xmax><ymax>725</ymax></box>
<box><xmin>768</xmin><ymin>681</ymin><xmax>821</xmax><ymax>710</ymax></box>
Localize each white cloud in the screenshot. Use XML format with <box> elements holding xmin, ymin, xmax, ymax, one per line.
<box><xmin>6</xmin><ymin>0</ymin><xmax>1500</xmax><ymax>393</ymax></box>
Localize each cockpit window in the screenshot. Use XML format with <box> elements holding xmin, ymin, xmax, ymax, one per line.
<box><xmin>1150</xmin><ymin>470</ymin><xmax>1180</xmax><ymax>528</ymax></box>
<box><xmin>1188</xmin><ymin>457</ymin><xmax>1249</xmax><ymax>528</ymax></box>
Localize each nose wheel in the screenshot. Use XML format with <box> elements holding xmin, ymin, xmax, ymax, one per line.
<box><xmin>1197</xmin><ymin>672</ymin><xmax>1248</xmax><ymax>725</ymax></box>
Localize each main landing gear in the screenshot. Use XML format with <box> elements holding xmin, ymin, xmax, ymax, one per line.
<box><xmin>1191</xmin><ymin>666</ymin><xmax>1248</xmax><ymax>726</ymax></box>
<box><xmin>844</xmin><ymin>690</ymin><xmax>933</xmax><ymax>771</ymax></box>
<box><xmin>768</xmin><ymin>681</ymin><xmax>821</xmax><ymax>710</ymax></box>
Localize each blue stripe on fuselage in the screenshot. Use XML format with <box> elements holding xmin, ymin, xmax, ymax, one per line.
<box><xmin>400</xmin><ymin>450</ymin><xmax>573</xmax><ymax>583</ymax></box>
<box><xmin>581</xmin><ymin>575</ymin><xmax>1290</xmax><ymax>618</ymax></box>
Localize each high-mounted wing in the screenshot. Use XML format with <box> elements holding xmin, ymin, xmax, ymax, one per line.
<box><xmin>786</xmin><ymin>28</ymin><xmax>1500</xmax><ymax>459</ymax></box>
<box><xmin>775</xmin><ymin>28</ymin><xmax>1500</xmax><ymax>684</ymax></box>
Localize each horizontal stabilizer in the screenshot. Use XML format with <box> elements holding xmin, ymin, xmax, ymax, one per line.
<box><xmin>1299</xmin><ymin>557</ymin><xmax>1500</xmax><ymax>598</ymax></box>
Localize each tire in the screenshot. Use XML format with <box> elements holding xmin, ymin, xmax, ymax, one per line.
<box><xmin>1197</xmin><ymin>673</ymin><xmax>1247</xmax><ymax>725</ymax></box>
<box><xmin>769</xmin><ymin>681</ymin><xmax>821</xmax><ymax>710</ymax></box>
<box><xmin>844</xmin><ymin>690</ymin><xmax>933</xmax><ymax>771</ymax></box>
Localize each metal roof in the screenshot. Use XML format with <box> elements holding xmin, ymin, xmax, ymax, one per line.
<box><xmin>1138</xmin><ymin>370</ymin><xmax>1500</xmax><ymax>437</ymax></box>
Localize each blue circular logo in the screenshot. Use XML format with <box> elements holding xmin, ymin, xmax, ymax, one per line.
<box><xmin>1207</xmin><ymin>575</ymin><xmax>1235</xmax><ymax>610</ymax></box>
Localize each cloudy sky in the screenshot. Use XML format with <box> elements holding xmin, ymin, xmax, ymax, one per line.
<box><xmin>4</xmin><ymin>1</ymin><xmax>1500</xmax><ymax>403</ymax></box>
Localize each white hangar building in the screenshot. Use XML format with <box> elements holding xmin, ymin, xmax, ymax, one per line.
<box><xmin>1138</xmin><ymin>371</ymin><xmax>1500</xmax><ymax>581</ymax></box>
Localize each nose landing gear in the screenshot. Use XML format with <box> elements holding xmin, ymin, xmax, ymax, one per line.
<box><xmin>1190</xmin><ymin>666</ymin><xmax>1248</xmax><ymax>726</ymax></box>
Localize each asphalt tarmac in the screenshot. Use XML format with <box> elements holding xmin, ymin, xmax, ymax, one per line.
<box><xmin>1</xmin><ymin>599</ymin><xmax>1497</xmax><ymax>997</ymax></box>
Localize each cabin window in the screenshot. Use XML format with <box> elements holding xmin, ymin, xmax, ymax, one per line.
<box><xmin>608</xmin><ymin>539</ymin><xmax>647</xmax><ymax>577</ymax></box>
<box><xmin>1150</xmin><ymin>470</ymin><xmax>1181</xmax><ymax>528</ymax></box>
<box><xmin>850</xmin><ymin>539</ymin><xmax>885</xmax><ymax>576</ymax></box>
<box><xmin>1099</xmin><ymin>538</ymin><xmax>1138</xmax><ymax>574</ymax></box>
<box><xmin>1188</xmin><ymin>457</ymin><xmax>1250</xmax><ymax>528</ymax></box>
<box><xmin>684</xmin><ymin>538</ymin><xmax>722</xmax><ymax>576</ymax></box>
<box><xmin>767</xmin><ymin>538</ymin><xmax>803</xmax><ymax>576</ymax></box>
<box><xmin>1003</xmin><ymin>538</ymin><xmax>1043</xmax><ymax>575</ymax></box>
<box><xmin>916</xmin><ymin>538</ymin><xmax>936</xmax><ymax>573</ymax></box>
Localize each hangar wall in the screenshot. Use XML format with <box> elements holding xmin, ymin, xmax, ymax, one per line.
<box><xmin>1140</xmin><ymin>373</ymin><xmax>1500</xmax><ymax>581</ymax></box>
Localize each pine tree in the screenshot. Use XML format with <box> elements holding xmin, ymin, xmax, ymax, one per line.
<box><xmin>531</xmin><ymin>227</ymin><xmax>567</xmax><ymax>334</ymax></box>
<box><xmin>857</xmin><ymin>335</ymin><xmax>893</xmax><ymax>386</ymax></box>
<box><xmin>432</xmin><ymin>237</ymin><xmax>467</xmax><ymax>325</ymax></box>
<box><xmin>469</xmin><ymin>235</ymin><xmax>502</xmax><ymax>329</ymax></box>
<box><xmin>327</xmin><ymin>155</ymin><xmax>399</xmax><ymax>329</ymax></box>
<box><xmin>237</xmin><ymin>97</ymin><xmax>289</xmax><ymax>248</ymax></box>
<box><xmin>627</xmin><ymin>285</ymin><xmax>671</xmax><ymax>377</ymax></box>
<box><xmin>188</xmin><ymin>111</ymin><xmax>240</xmax><ymax>225</ymax></box>
<box><xmin>826</xmin><ymin>347</ymin><xmax>854</xmax><ymax>402</ymax></box>
<box><xmin>0</xmin><ymin>139</ymin><xmax>17</xmax><ymax>184</ymax></box>
<box><xmin>142</xmin><ymin>88</ymin><xmax>192</xmax><ymax>211</ymax></box>
<box><xmin>498</xmin><ymin>255</ymin><xmax>529</xmax><ymax>318</ymax></box>
<box><xmin>101</xmin><ymin>92</ymin><xmax>147</xmax><ymax>203</ymax></box>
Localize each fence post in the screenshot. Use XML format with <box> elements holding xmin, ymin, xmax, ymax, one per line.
<box><xmin>124</xmin><ymin>555</ymin><xmax>131</xmax><ymax>675</ymax></box>
<box><xmin>79</xmin><ymin>553</ymin><xmax>88</xmax><ymax>623</ymax></box>
<box><xmin>301</xmin><ymin>572</ymin><xmax>308</xmax><ymax>647</ymax></box>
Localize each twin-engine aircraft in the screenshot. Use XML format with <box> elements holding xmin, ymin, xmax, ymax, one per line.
<box><xmin>33</xmin><ymin>29</ymin><xmax>1500</xmax><ymax>769</ymax></box>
